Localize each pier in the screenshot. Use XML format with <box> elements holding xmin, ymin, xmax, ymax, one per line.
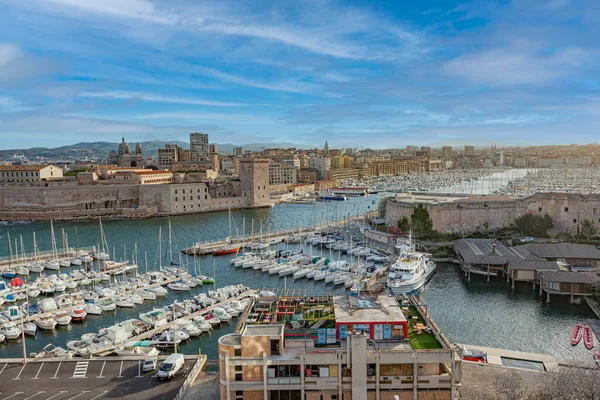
<box><xmin>455</xmin><ymin>343</ymin><xmax>597</xmax><ymax>370</ymax></box>
<box><xmin>183</xmin><ymin>211</ymin><xmax>378</xmax><ymax>255</ymax></box>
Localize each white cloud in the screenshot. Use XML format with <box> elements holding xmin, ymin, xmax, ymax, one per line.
<box><xmin>80</xmin><ymin>91</ymin><xmax>245</xmax><ymax>107</ymax></box>
<box><xmin>195</xmin><ymin>67</ymin><xmax>319</xmax><ymax>93</ymax></box>
<box><xmin>441</xmin><ymin>46</ymin><xmax>586</xmax><ymax>86</ymax></box>
<box><xmin>42</xmin><ymin>0</ymin><xmax>173</xmax><ymax>24</ymax></box>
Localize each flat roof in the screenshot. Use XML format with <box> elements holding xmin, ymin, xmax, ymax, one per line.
<box><xmin>243</xmin><ymin>324</ymin><xmax>285</xmax><ymax>337</ymax></box>
<box><xmin>334</xmin><ymin>295</ymin><xmax>407</xmax><ymax>324</ymax></box>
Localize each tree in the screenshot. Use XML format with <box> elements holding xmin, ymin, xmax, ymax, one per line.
<box><xmin>410</xmin><ymin>204</ymin><xmax>434</xmax><ymax>238</ymax></box>
<box><xmin>493</xmin><ymin>370</ymin><xmax>528</xmax><ymax>400</ymax></box>
<box><xmin>514</xmin><ymin>213</ymin><xmax>553</xmax><ymax>236</ymax></box>
<box><xmin>547</xmin><ymin>228</ymin><xmax>559</xmax><ymax>240</ymax></box>
<box><xmin>397</xmin><ymin>216</ymin><xmax>410</xmax><ymax>232</ymax></box>
<box><xmin>580</xmin><ymin>219</ymin><xmax>598</xmax><ymax>241</ymax></box>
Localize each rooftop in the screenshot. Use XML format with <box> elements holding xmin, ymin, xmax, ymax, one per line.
<box><xmin>519</xmin><ymin>243</ymin><xmax>600</xmax><ymax>260</ymax></box>
<box><xmin>540</xmin><ymin>271</ymin><xmax>599</xmax><ymax>284</ymax></box>
<box><xmin>0</xmin><ymin>164</ymin><xmax>52</xmax><ymax>171</ymax></box>
<box><xmin>455</xmin><ymin>238</ymin><xmax>542</xmax><ymax>266</ymax></box>
<box><xmin>333</xmin><ymin>295</ymin><xmax>407</xmax><ymax>324</ymax></box>
<box><xmin>508</xmin><ymin>260</ymin><xmax>560</xmax><ymax>271</ymax></box>
<box><xmin>243</xmin><ymin>324</ymin><xmax>285</xmax><ymax>337</ymax></box>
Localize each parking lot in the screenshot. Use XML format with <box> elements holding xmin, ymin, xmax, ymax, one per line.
<box><xmin>0</xmin><ymin>358</ymin><xmax>187</xmax><ymax>400</ymax></box>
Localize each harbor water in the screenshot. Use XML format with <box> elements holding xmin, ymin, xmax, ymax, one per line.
<box><xmin>0</xmin><ymin>171</ymin><xmax>596</xmax><ymax>361</ymax></box>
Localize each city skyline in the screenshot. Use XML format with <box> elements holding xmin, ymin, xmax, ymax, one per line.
<box><xmin>1</xmin><ymin>0</ymin><xmax>599</xmax><ymax>150</ymax></box>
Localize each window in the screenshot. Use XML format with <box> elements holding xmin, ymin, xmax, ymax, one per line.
<box><xmin>175</xmin><ymin>189</ymin><xmax>178</xmax><ymax>194</ymax></box>
<box><xmin>573</xmin><ymin>219</ymin><xmax>577</xmax><ymax>223</ymax></box>
<box><xmin>235</xmin><ymin>391</ymin><xmax>243</xmax><ymax>400</ymax></box>
<box><xmin>565</xmin><ymin>207</ymin><xmax>569</xmax><ymax>212</ymax></box>
<box><xmin>234</xmin><ymin>349</ymin><xmax>241</xmax><ymax>357</ymax></box>
<box><xmin>197</xmin><ymin>195</ymin><xmax>200</xmax><ymax>200</ymax></box>
<box><xmin>175</xmin><ymin>197</ymin><xmax>178</xmax><ymax>201</ymax></box>
<box><xmin>183</xmin><ymin>196</ymin><xmax>186</xmax><ymax>201</ymax></box>
<box><xmin>594</xmin><ymin>208</ymin><xmax>598</xmax><ymax>214</ymax></box>
<box><xmin>538</xmin><ymin>207</ymin><xmax>542</xmax><ymax>212</ymax></box>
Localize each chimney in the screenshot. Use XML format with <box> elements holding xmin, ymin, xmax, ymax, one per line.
<box><xmin>492</xmin><ymin>244</ymin><xmax>496</xmax><ymax>253</ymax></box>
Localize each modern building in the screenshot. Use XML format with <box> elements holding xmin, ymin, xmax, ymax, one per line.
<box><xmin>218</xmin><ymin>293</ymin><xmax>459</xmax><ymax>400</ymax></box>
<box><xmin>0</xmin><ymin>165</ymin><xmax>63</xmax><ymax>183</ymax></box>
<box><xmin>108</xmin><ymin>137</ymin><xmax>143</xmax><ymax>167</ymax></box>
<box><xmin>233</xmin><ymin>147</ymin><xmax>243</xmax><ymax>156</ymax></box>
<box><xmin>308</xmin><ymin>157</ymin><xmax>331</xmax><ymax>180</ymax></box>
<box><xmin>158</xmin><ymin>144</ymin><xmax>182</xmax><ymax>169</ymax></box>
<box><xmin>190</xmin><ymin>132</ymin><xmax>209</xmax><ymax>161</ymax></box>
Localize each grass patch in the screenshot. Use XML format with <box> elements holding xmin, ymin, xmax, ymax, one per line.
<box><xmin>406</xmin><ymin>306</ymin><xmax>443</xmax><ymax>350</ymax></box>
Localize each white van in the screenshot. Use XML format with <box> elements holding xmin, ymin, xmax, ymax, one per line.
<box><xmin>156</xmin><ymin>353</ymin><xmax>185</xmax><ymax>381</ymax></box>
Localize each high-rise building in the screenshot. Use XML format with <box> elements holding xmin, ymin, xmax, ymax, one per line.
<box><xmin>442</xmin><ymin>146</ymin><xmax>452</xmax><ymax>159</ymax></box>
<box><xmin>233</xmin><ymin>147</ymin><xmax>243</xmax><ymax>156</ymax></box>
<box><xmin>190</xmin><ymin>132</ymin><xmax>209</xmax><ymax>161</ymax></box>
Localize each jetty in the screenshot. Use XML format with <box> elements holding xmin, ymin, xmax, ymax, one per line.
<box><xmin>455</xmin><ymin>343</ymin><xmax>597</xmax><ymax>371</ymax></box>
<box><xmin>183</xmin><ymin>211</ymin><xmax>377</xmax><ymax>255</ymax></box>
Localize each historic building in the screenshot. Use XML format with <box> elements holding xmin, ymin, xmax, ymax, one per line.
<box><xmin>108</xmin><ymin>137</ymin><xmax>144</xmax><ymax>167</ymax></box>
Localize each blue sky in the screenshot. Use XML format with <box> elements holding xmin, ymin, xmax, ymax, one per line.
<box><xmin>0</xmin><ymin>0</ymin><xmax>599</xmax><ymax>150</ymax></box>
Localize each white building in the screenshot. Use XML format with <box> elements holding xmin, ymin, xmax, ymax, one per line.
<box><xmin>0</xmin><ymin>165</ymin><xmax>63</xmax><ymax>183</ymax></box>
<box><xmin>308</xmin><ymin>157</ymin><xmax>331</xmax><ymax>180</ymax></box>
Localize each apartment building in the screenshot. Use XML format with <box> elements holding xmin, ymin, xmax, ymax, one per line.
<box><xmin>269</xmin><ymin>161</ymin><xmax>298</xmax><ymax>186</ymax></box>
<box><xmin>219</xmin><ymin>294</ymin><xmax>459</xmax><ymax>400</ymax></box>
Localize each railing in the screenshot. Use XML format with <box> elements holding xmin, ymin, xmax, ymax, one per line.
<box><xmin>173</xmin><ymin>355</ymin><xmax>207</xmax><ymax>400</ymax></box>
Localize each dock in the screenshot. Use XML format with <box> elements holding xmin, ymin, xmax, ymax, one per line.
<box><xmin>183</xmin><ymin>211</ymin><xmax>378</xmax><ymax>255</ymax></box>
<box><xmin>91</xmin><ymin>289</ymin><xmax>256</xmax><ymax>356</ymax></box>
<box><xmin>455</xmin><ymin>343</ymin><xmax>597</xmax><ymax>370</ymax></box>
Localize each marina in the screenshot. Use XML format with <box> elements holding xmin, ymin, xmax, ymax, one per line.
<box><xmin>0</xmin><ymin>182</ymin><xmax>597</xmax><ymax>364</ymax></box>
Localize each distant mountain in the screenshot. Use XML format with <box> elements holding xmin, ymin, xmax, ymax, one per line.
<box><xmin>0</xmin><ymin>140</ymin><xmax>311</xmax><ymax>160</ymax></box>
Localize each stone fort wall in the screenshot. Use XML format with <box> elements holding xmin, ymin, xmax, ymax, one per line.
<box><xmin>382</xmin><ymin>193</ymin><xmax>600</xmax><ymax>234</ymax></box>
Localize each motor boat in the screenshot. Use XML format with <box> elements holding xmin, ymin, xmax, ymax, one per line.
<box><xmin>150</xmin><ymin>286</ymin><xmax>168</xmax><ymax>296</ymax></box>
<box><xmin>167</xmin><ymin>282</ymin><xmax>191</xmax><ymax>292</ymax></box>
<box><xmin>571</xmin><ymin>323</ymin><xmax>583</xmax><ymax>346</ymax></box>
<box><xmin>212</xmin><ymin>307</ymin><xmax>232</xmax><ymax>322</ymax></box>
<box><xmin>70</xmin><ymin>258</ymin><xmax>83</xmax><ymax>266</ymax></box>
<box><xmin>53</xmin><ymin>280</ymin><xmax>67</xmax><ymax>292</ymax></box>
<box><xmin>192</xmin><ymin>316</ymin><xmax>212</xmax><ymax>332</ymax></box>
<box><xmin>84</xmin><ymin>303</ymin><xmax>103</xmax><ymax>315</ymax></box>
<box><xmin>15</xmin><ymin>266</ymin><xmax>30</xmax><ymax>276</ymax></box>
<box><xmin>70</xmin><ymin>306</ymin><xmax>87</xmax><ymax>322</ymax></box>
<box><xmin>314</xmin><ymin>271</ymin><xmax>327</xmax><ymax>281</ymax></box>
<box><xmin>58</xmin><ymin>259</ymin><xmax>71</xmax><ymax>268</ymax></box>
<box><xmin>37</xmin><ymin>298</ymin><xmax>58</xmax><ymax>313</ymax></box>
<box><xmin>387</xmin><ymin>245</ymin><xmax>436</xmax><ymax>294</ymax></box>
<box><xmin>27</xmin><ymin>288</ymin><xmax>41</xmax><ymax>298</ymax></box>
<box><xmin>43</xmin><ymin>261</ymin><xmax>60</xmax><ymax>271</ymax></box>
<box><xmin>35</xmin><ymin>313</ymin><xmax>58</xmax><ymax>330</ymax></box>
<box><xmin>55</xmin><ymin>294</ymin><xmax>73</xmax><ymax>309</ymax></box>
<box><xmin>116</xmin><ymin>297</ymin><xmax>135</xmax><ymax>308</ymax></box>
<box><xmin>203</xmin><ymin>312</ymin><xmax>221</xmax><ymax>327</ymax></box>
<box><xmin>130</xmin><ymin>293</ymin><xmax>144</xmax><ymax>305</ymax></box>
<box><xmin>23</xmin><ymin>322</ymin><xmax>37</xmax><ymax>336</ymax></box>
<box><xmin>115</xmin><ymin>340</ymin><xmax>160</xmax><ymax>357</ymax></box>
<box><xmin>140</xmin><ymin>309</ymin><xmax>168</xmax><ymax>327</ymax></box>
<box><xmin>167</xmin><ymin>327</ymin><xmax>189</xmax><ymax>341</ymax></box>
<box><xmin>99</xmin><ymin>299</ymin><xmax>117</xmax><ymax>311</ymax></box>
<box><xmin>325</xmin><ymin>272</ymin><xmax>337</xmax><ymax>284</ymax></box>
<box><xmin>175</xmin><ymin>318</ymin><xmax>202</xmax><ymax>337</ymax></box>
<box><xmin>54</xmin><ymin>310</ymin><xmax>72</xmax><ymax>326</ymax></box>
<box><xmin>0</xmin><ymin>322</ymin><xmax>22</xmax><ymax>339</ymax></box>
<box><xmin>28</xmin><ymin>263</ymin><xmax>44</xmax><ymax>273</ymax></box>
<box><xmin>139</xmin><ymin>289</ymin><xmax>157</xmax><ymax>300</ymax></box>
<box><xmin>462</xmin><ymin>346</ymin><xmax>487</xmax><ymax>363</ymax></box>
<box><xmin>3</xmin><ymin>305</ymin><xmax>25</xmax><ymax>321</ymax></box>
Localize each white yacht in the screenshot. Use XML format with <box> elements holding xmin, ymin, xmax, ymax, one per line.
<box><xmin>387</xmin><ymin>242</ymin><xmax>436</xmax><ymax>294</ymax></box>
<box><xmin>35</xmin><ymin>313</ymin><xmax>58</xmax><ymax>330</ymax></box>
<box><xmin>0</xmin><ymin>322</ymin><xmax>22</xmax><ymax>339</ymax></box>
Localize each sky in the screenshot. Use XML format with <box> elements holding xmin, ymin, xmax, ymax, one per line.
<box><xmin>0</xmin><ymin>0</ymin><xmax>599</xmax><ymax>150</ymax></box>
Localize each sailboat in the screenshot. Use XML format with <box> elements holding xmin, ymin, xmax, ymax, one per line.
<box><xmin>213</xmin><ymin>208</ymin><xmax>241</xmax><ymax>255</ymax></box>
<box><xmin>42</xmin><ymin>221</ymin><xmax>60</xmax><ymax>270</ymax></box>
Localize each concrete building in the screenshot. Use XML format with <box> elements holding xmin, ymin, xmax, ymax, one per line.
<box><xmin>308</xmin><ymin>157</ymin><xmax>331</xmax><ymax>180</ymax></box>
<box><xmin>218</xmin><ymin>293</ymin><xmax>459</xmax><ymax>400</ymax></box>
<box><xmin>269</xmin><ymin>161</ymin><xmax>297</xmax><ymax>186</ymax></box>
<box><xmin>234</xmin><ymin>147</ymin><xmax>243</xmax><ymax>156</ymax></box>
<box><xmin>464</xmin><ymin>145</ymin><xmax>475</xmax><ymax>156</ymax></box>
<box><xmin>298</xmin><ymin>168</ymin><xmax>318</xmax><ymax>184</ymax></box>
<box><xmin>441</xmin><ymin>146</ymin><xmax>452</xmax><ymax>159</ymax></box>
<box><xmin>190</xmin><ymin>132</ymin><xmax>209</xmax><ymax>161</ymax></box>
<box><xmin>158</xmin><ymin>144</ymin><xmax>182</xmax><ymax>169</ymax></box>
<box><xmin>0</xmin><ymin>165</ymin><xmax>63</xmax><ymax>183</ymax></box>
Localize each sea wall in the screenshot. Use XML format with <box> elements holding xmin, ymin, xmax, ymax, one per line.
<box><xmin>382</xmin><ymin>193</ymin><xmax>600</xmax><ymax>234</ymax></box>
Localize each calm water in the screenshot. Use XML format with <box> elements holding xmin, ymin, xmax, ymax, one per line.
<box><xmin>0</xmin><ymin>184</ymin><xmax>596</xmax><ymax>361</ymax></box>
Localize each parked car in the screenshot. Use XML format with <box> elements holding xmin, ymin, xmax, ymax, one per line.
<box><xmin>157</xmin><ymin>353</ymin><xmax>184</xmax><ymax>381</ymax></box>
<box><xmin>142</xmin><ymin>357</ymin><xmax>157</xmax><ymax>372</ymax></box>
<box><xmin>520</xmin><ymin>237</ymin><xmax>535</xmax><ymax>243</ymax></box>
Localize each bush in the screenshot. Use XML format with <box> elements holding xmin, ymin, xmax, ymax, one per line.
<box><xmin>514</xmin><ymin>213</ymin><xmax>553</xmax><ymax>236</ymax></box>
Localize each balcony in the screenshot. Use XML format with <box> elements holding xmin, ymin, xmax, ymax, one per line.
<box><xmin>304</xmin><ymin>376</ymin><xmax>338</xmax><ymax>388</ymax></box>
<box><xmin>267</xmin><ymin>377</ymin><xmax>302</xmax><ymax>385</ymax></box>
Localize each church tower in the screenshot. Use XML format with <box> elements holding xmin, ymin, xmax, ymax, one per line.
<box><xmin>324</xmin><ymin>141</ymin><xmax>329</xmax><ymax>155</ymax></box>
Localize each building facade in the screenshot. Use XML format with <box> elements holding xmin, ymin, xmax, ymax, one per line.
<box><xmin>0</xmin><ymin>165</ymin><xmax>63</xmax><ymax>183</ymax></box>
<box><xmin>269</xmin><ymin>161</ymin><xmax>297</xmax><ymax>186</ymax></box>
<box><xmin>108</xmin><ymin>137</ymin><xmax>143</xmax><ymax>167</ymax></box>
<box><xmin>190</xmin><ymin>132</ymin><xmax>209</xmax><ymax>161</ymax></box>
